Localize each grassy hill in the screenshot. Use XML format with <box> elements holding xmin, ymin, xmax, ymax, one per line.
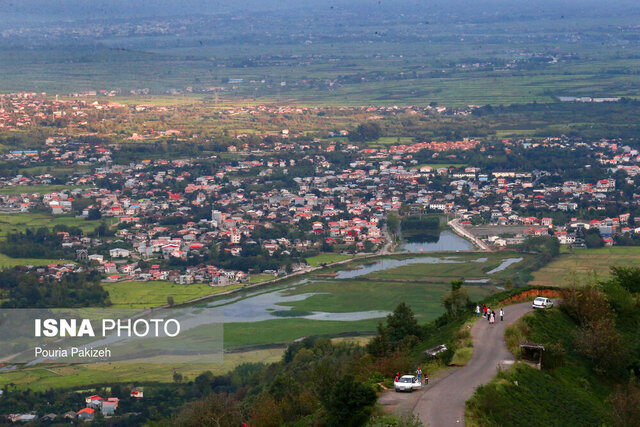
<box><xmin>466</xmin><ymin>271</ymin><xmax>640</xmax><ymax>426</ymax></box>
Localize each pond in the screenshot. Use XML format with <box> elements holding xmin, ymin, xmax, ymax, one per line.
<box><xmin>397</xmin><ymin>230</ymin><xmax>474</xmax><ymax>253</ymax></box>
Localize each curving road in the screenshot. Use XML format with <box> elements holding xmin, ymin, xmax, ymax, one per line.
<box><xmin>412</xmin><ymin>301</ymin><xmax>532</xmax><ymax>426</ymax></box>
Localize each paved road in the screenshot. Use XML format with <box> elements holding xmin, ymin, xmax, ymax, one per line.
<box><xmin>412</xmin><ymin>302</ymin><xmax>532</xmax><ymax>426</ymax></box>
<box><xmin>448</xmin><ymin>219</ymin><xmax>493</xmax><ymax>252</ymax></box>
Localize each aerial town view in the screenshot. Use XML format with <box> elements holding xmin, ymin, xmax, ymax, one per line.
<box><xmin>0</xmin><ymin>0</ymin><xmax>639</xmax><ymax>425</ymax></box>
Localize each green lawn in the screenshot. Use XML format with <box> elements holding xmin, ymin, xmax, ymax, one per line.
<box><xmin>104</xmin><ymin>280</ymin><xmax>243</xmax><ymax>308</ymax></box>
<box><xmin>305</xmin><ymin>253</ymin><xmax>352</xmax><ymax>266</ymax></box>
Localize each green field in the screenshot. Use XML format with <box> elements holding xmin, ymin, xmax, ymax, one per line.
<box><xmin>367</xmin><ymin>136</ymin><xmax>416</xmax><ymax>146</ymax></box>
<box><xmin>305</xmin><ymin>253</ymin><xmax>352</xmax><ymax>266</ymax></box>
<box><xmin>217</xmin><ymin>253</ymin><xmax>528</xmax><ymax>349</ymax></box>
<box><xmin>278</xmin><ymin>279</ymin><xmax>489</xmax><ymax>318</ymax></box>
<box><xmin>364</xmin><ymin>252</ymin><xmax>533</xmax><ymax>282</ymax></box>
<box><xmin>410</xmin><ymin>163</ymin><xmax>468</xmax><ymax>170</ymax></box>
<box><xmin>0</xmin><ymin>348</ymin><xmax>285</xmax><ymax>391</ymax></box>
<box><xmin>249</xmin><ymin>273</ymin><xmax>276</xmax><ymax>284</ymax></box>
<box><xmin>222</xmin><ymin>318</ymin><xmax>377</xmax><ymax>349</ymax></box>
<box><xmin>0</xmin><ymin>184</ymin><xmax>90</xmax><ymax>195</ymax></box>
<box><xmin>0</xmin><ymin>213</ymin><xmax>113</xmax><ymax>238</ymax></box>
<box><xmin>530</xmin><ymin>246</ymin><xmax>640</xmax><ymax>287</ymax></box>
<box><xmin>0</xmin><ymin>253</ymin><xmax>74</xmax><ymax>269</ymax></box>
<box><xmin>104</xmin><ymin>280</ymin><xmax>243</xmax><ymax>308</ymax></box>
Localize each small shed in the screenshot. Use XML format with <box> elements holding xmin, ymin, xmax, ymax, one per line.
<box><xmin>519</xmin><ymin>341</ymin><xmax>545</xmax><ymax>369</ymax></box>
<box><xmin>424</xmin><ymin>344</ymin><xmax>448</xmax><ymax>358</ymax></box>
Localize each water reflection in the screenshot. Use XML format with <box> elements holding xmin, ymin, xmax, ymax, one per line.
<box><xmin>398</xmin><ymin>230</ymin><xmax>473</xmax><ymax>253</ymax></box>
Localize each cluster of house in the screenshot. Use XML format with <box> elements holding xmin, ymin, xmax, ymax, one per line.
<box><xmin>463</xmin><ymin>214</ymin><xmax>636</xmax><ymax>247</ymax></box>
<box><xmin>1</xmin><ymin>104</ymin><xmax>639</xmax><ymax>282</ymax></box>
<box><xmin>0</xmin><ymin>92</ymin><xmax>127</xmax><ymax>130</ymax></box>
<box><xmin>5</xmin><ymin>389</ymin><xmax>142</xmax><ymax>423</ymax></box>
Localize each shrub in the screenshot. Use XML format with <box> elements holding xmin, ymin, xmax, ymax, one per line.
<box><xmin>542</xmin><ymin>343</ymin><xmax>565</xmax><ymax>369</ymax></box>
<box><xmin>574</xmin><ymin>318</ymin><xmax>629</xmax><ymax>377</ymax></box>
<box><xmin>609</xmin><ymin>380</ymin><xmax>640</xmax><ymax>427</ymax></box>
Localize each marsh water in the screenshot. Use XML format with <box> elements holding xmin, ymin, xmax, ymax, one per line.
<box><xmin>202</xmin><ymin>230</ymin><xmax>483</xmax><ymax>323</ymax></box>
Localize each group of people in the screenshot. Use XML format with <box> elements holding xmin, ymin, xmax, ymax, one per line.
<box><xmin>393</xmin><ymin>367</ymin><xmax>428</xmax><ymax>384</ymax></box>
<box><xmin>476</xmin><ymin>304</ymin><xmax>504</xmax><ymax>325</ymax></box>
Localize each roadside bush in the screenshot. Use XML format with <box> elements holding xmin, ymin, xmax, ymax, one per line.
<box><xmin>324</xmin><ymin>376</ymin><xmax>376</xmax><ymax>427</ymax></box>
<box><xmin>574</xmin><ymin>318</ymin><xmax>629</xmax><ymax>378</ymax></box>
<box><xmin>542</xmin><ymin>343</ymin><xmax>566</xmax><ymax>369</ymax></box>
<box><xmin>504</xmin><ymin>319</ymin><xmax>530</xmax><ymax>358</ymax></box>
<box><xmin>609</xmin><ymin>379</ymin><xmax>640</xmax><ymax>427</ymax></box>
<box><xmin>561</xmin><ymin>285</ymin><xmax>610</xmax><ymax>327</ymax></box>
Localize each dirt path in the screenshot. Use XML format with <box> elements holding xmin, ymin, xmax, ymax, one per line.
<box><xmin>413</xmin><ymin>302</ymin><xmax>531</xmax><ymax>426</ymax></box>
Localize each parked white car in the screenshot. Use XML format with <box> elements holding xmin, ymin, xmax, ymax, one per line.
<box><xmin>532</xmin><ymin>297</ymin><xmax>554</xmax><ymax>309</ymax></box>
<box><xmin>394</xmin><ymin>375</ymin><xmax>422</xmax><ymax>392</ymax></box>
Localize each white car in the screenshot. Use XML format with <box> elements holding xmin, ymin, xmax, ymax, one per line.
<box><xmin>394</xmin><ymin>375</ymin><xmax>423</xmax><ymax>392</ymax></box>
<box><xmin>532</xmin><ymin>297</ymin><xmax>554</xmax><ymax>309</ymax></box>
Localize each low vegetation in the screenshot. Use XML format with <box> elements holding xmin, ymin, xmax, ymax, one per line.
<box><xmin>467</xmin><ymin>267</ymin><xmax>640</xmax><ymax>426</ymax></box>
<box><xmin>104</xmin><ymin>280</ymin><xmax>242</xmax><ymax>308</ymax></box>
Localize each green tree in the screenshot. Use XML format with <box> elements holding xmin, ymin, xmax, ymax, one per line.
<box><xmin>609</xmin><ymin>266</ymin><xmax>640</xmax><ymax>293</ymax></box>
<box><xmin>349</xmin><ymin>122</ymin><xmax>382</xmax><ymax>142</ymax></box>
<box><xmin>366</xmin><ymin>322</ymin><xmax>390</xmax><ymax>357</ymax></box>
<box><xmin>325</xmin><ymin>376</ymin><xmax>376</xmax><ymax>426</ymax></box>
<box><xmin>87</xmin><ymin>208</ymin><xmax>102</xmax><ymax>220</ymax></box>
<box><xmin>442</xmin><ymin>280</ymin><xmax>471</xmax><ymax>318</ymax></box>
<box><xmin>386</xmin><ymin>302</ymin><xmax>421</xmax><ymax>344</ymax></box>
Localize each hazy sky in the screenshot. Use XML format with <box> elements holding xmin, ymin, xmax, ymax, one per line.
<box><xmin>2</xmin><ymin>0</ymin><xmax>639</xmax><ymax>22</ymax></box>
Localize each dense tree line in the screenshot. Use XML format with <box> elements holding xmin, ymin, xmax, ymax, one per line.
<box><xmin>0</xmin><ymin>227</ymin><xmax>78</xmax><ymax>259</ymax></box>
<box><xmin>0</xmin><ymin>269</ymin><xmax>109</xmax><ymax>308</ymax></box>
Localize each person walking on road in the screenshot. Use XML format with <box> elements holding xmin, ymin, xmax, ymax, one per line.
<box><xmin>500</xmin><ymin>308</ymin><xmax>504</xmax><ymax>321</ymax></box>
<box><xmin>416</xmin><ymin>367</ymin><xmax>422</xmax><ymax>383</ymax></box>
<box><xmin>476</xmin><ymin>304</ymin><xmax>480</xmax><ymax>317</ymax></box>
<box><xmin>487</xmin><ymin>308</ymin><xmax>491</xmax><ymax>322</ymax></box>
<box><xmin>489</xmin><ymin>311</ymin><xmax>495</xmax><ymax>325</ymax></box>
<box><xmin>395</xmin><ymin>372</ymin><xmax>400</xmax><ymax>382</ymax></box>
<box><xmin>482</xmin><ymin>304</ymin><xmax>487</xmax><ymax>318</ymax></box>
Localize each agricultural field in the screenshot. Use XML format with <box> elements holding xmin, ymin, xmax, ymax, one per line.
<box><xmin>0</xmin><ymin>213</ymin><xmax>113</xmax><ymax>238</ymax></box>
<box><xmin>0</xmin><ymin>253</ymin><xmax>74</xmax><ymax>269</ymax></box>
<box><xmin>305</xmin><ymin>253</ymin><xmax>352</xmax><ymax>266</ymax></box>
<box><xmin>530</xmin><ymin>246</ymin><xmax>640</xmax><ymax>287</ymax></box>
<box><xmin>248</xmin><ymin>273</ymin><xmax>276</xmax><ymax>284</ymax></box>
<box><xmin>219</xmin><ymin>252</ymin><xmax>530</xmax><ymax>350</ymax></box>
<box><xmin>0</xmin><ymin>348</ymin><xmax>285</xmax><ymax>391</ymax></box>
<box><xmin>103</xmin><ymin>280</ymin><xmax>243</xmax><ymax>308</ymax></box>
<box><xmin>362</xmin><ymin>252</ymin><xmax>533</xmax><ymax>283</ymax></box>
<box><xmin>0</xmin><ymin>184</ymin><xmax>89</xmax><ymax>195</ymax></box>
<box><xmin>409</xmin><ymin>163</ymin><xmax>468</xmax><ymax>170</ymax></box>
<box><xmin>222</xmin><ymin>318</ymin><xmax>378</xmax><ymax>350</ymax></box>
